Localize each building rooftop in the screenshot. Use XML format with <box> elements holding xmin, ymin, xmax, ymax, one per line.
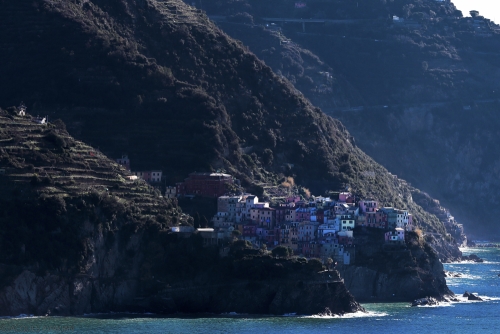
<box><xmin>196</xmin><ymin>228</ymin><xmax>215</xmax><ymax>232</ymax></box>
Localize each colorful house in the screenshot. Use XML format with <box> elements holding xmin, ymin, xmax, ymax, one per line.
<box><xmin>250</xmin><ymin>207</ymin><xmax>276</xmax><ymax>228</ymax></box>
<box><xmin>338</xmin><ymin>192</ymin><xmax>352</xmax><ymax>203</ymax></box>
<box><xmin>385</xmin><ymin>228</ymin><xmax>405</xmax><ymax>244</ymax></box>
<box><xmin>298</xmin><ymin>222</ymin><xmax>318</xmax><ymax>242</ymax></box>
<box><xmin>285</xmin><ymin>207</ymin><xmax>297</xmax><ymax>222</ymax></box>
<box><xmin>340</xmin><ymin>214</ymin><xmax>355</xmax><ymax>231</ymax></box>
<box><xmin>165</xmin><ymin>186</ymin><xmax>177</xmax><ymax>199</ymax></box>
<box><xmin>296</xmin><ymin>207</ymin><xmax>311</xmax><ymax>222</ymax></box>
<box><xmin>134</xmin><ymin>170</ymin><xmax>162</xmax><ymax>183</ymax></box>
<box><xmin>359</xmin><ymin>199</ymin><xmax>378</xmax><ymax>213</ymax></box>
<box><xmin>272</xmin><ymin>205</ymin><xmax>287</xmax><ymax>225</ymax></box>
<box><xmin>116</xmin><ymin>155</ymin><xmax>130</xmax><ymax>170</ymax></box>
<box><xmin>279</xmin><ymin>222</ymin><xmax>299</xmax><ymax>251</ymax></box>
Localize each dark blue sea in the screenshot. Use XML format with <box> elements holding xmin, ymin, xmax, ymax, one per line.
<box><xmin>1</xmin><ymin>246</ymin><xmax>499</xmax><ymax>333</ymax></box>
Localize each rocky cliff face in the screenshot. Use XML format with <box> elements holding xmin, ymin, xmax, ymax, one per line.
<box><xmin>338</xmin><ymin>229</ymin><xmax>451</xmax><ymax>302</ymax></box>
<box><xmin>137</xmin><ymin>268</ymin><xmax>362</xmax><ymax>315</ymax></box>
<box><xmin>0</xmin><ymin>236</ymin><xmax>363</xmax><ymax>316</ymax></box>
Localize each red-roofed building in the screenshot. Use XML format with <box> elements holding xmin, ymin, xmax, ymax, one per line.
<box><xmin>176</xmin><ymin>172</ymin><xmax>234</xmax><ymax>198</ymax></box>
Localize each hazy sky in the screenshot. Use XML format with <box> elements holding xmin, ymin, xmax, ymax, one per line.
<box><xmin>452</xmin><ymin>0</ymin><xmax>500</xmax><ymax>22</ymax></box>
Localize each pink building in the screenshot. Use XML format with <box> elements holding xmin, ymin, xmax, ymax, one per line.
<box><xmin>338</xmin><ymin>192</ymin><xmax>351</xmax><ymax>203</ymax></box>
<box><xmin>296</xmin><ymin>208</ymin><xmax>311</xmax><ymax>222</ymax></box>
<box><xmin>375</xmin><ymin>210</ymin><xmax>388</xmax><ymax>229</ymax></box>
<box><xmin>286</xmin><ymin>196</ymin><xmax>301</xmax><ymax>203</ymax></box>
<box><xmin>134</xmin><ymin>170</ymin><xmax>162</xmax><ymax>183</ymax></box>
<box><xmin>250</xmin><ymin>207</ymin><xmax>276</xmax><ymax>228</ymax></box>
<box><xmin>366</xmin><ymin>212</ymin><xmax>377</xmax><ymax>227</ymax></box>
<box><xmin>407</xmin><ymin>214</ymin><xmax>413</xmax><ymax>231</ymax></box>
<box><xmin>272</xmin><ymin>205</ymin><xmax>287</xmax><ymax>225</ymax></box>
<box><xmin>359</xmin><ymin>199</ymin><xmax>378</xmax><ymax>213</ymax></box>
<box><xmin>316</xmin><ymin>209</ymin><xmax>325</xmax><ymax>224</ymax></box>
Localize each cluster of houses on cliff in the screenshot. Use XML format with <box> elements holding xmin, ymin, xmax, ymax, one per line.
<box><xmin>111</xmin><ymin>159</ymin><xmax>415</xmax><ymax>265</ymax></box>
<box><xmin>164</xmin><ymin>171</ymin><xmax>414</xmax><ymax>265</ymax></box>
<box><xmin>207</xmin><ymin>193</ymin><xmax>413</xmax><ymax>264</ymax></box>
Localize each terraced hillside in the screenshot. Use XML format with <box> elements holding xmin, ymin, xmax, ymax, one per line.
<box><xmin>0</xmin><ymin>111</ymin><xmax>179</xmax><ymax>221</ymax></box>
<box><xmin>0</xmin><ymin>108</ymin><xmax>365</xmax><ymax>316</ymax></box>
<box><xmin>0</xmin><ymin>108</ymin><xmax>190</xmax><ymax>270</ymax></box>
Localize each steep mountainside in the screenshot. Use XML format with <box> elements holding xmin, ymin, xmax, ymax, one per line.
<box><xmin>0</xmin><ymin>110</ymin><xmax>362</xmax><ymax>316</ymax></box>
<box><xmin>211</xmin><ymin>20</ymin><xmax>363</xmax><ymax>110</ymax></box>
<box><xmin>0</xmin><ymin>0</ymin><xmax>460</xmax><ymax>310</ymax></box>
<box><xmin>0</xmin><ymin>0</ymin><xmax>456</xmax><ymax>238</ymax></box>
<box><xmin>199</xmin><ymin>0</ymin><xmax>500</xmax><ymax>238</ymax></box>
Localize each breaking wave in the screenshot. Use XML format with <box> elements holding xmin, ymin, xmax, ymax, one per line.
<box><xmin>302</xmin><ymin>310</ymin><xmax>388</xmax><ymax>319</ymax></box>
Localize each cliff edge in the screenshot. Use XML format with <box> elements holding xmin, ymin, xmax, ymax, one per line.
<box><xmin>337</xmin><ymin>228</ymin><xmax>451</xmax><ymax>302</ymax></box>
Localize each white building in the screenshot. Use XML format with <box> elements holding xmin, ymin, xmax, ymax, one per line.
<box><xmin>165</xmin><ymin>186</ymin><xmax>177</xmax><ymax>199</ymax></box>
<box><xmin>340</xmin><ymin>214</ymin><xmax>355</xmax><ymax>231</ymax></box>
<box><xmin>317</xmin><ymin>223</ymin><xmax>337</xmax><ymax>236</ymax></box>
<box><xmin>396</xmin><ymin>210</ymin><xmax>409</xmax><ymax>229</ymax></box>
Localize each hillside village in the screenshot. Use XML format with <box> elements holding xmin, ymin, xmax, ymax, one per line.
<box><xmin>2</xmin><ymin>104</ymin><xmax>453</xmax><ymax>268</ymax></box>
<box><xmin>112</xmin><ymin>153</ymin><xmax>417</xmax><ymax>265</ymax></box>
<box><xmin>167</xmin><ymin>172</ymin><xmax>415</xmax><ymax>266</ymax></box>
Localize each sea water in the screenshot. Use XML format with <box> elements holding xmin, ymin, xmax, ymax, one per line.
<box><xmin>0</xmin><ymin>246</ymin><xmax>499</xmax><ymax>333</ymax></box>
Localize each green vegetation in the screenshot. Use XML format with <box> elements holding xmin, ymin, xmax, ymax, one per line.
<box><xmin>201</xmin><ymin>0</ymin><xmax>500</xmax><ymax>237</ymax></box>
<box><xmin>0</xmin><ymin>0</ymin><xmax>453</xmax><ymax>236</ymax></box>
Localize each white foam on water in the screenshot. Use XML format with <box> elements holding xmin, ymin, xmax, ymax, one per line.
<box><xmin>446</xmin><ymin>273</ymin><xmax>481</xmax><ymax>280</ymax></box>
<box><xmin>476</xmin><ymin>295</ymin><xmax>500</xmax><ymax>301</ymax></box>
<box><xmin>302</xmin><ymin>310</ymin><xmax>388</xmax><ymax>319</ymax></box>
<box><xmin>414</xmin><ymin>301</ymin><xmax>453</xmax><ymax>308</ymax></box>
<box><xmin>448</xmin><ymin>294</ymin><xmax>500</xmax><ymax>303</ymax></box>
<box><xmin>0</xmin><ymin>314</ymin><xmax>43</xmax><ymax>320</ymax></box>
<box><xmin>446</xmin><ymin>260</ymin><xmax>483</xmax><ymax>265</ymax></box>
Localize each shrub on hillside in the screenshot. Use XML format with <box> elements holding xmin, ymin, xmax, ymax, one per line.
<box><xmin>44</xmin><ymin>130</ymin><xmax>67</xmax><ymax>149</ymax></box>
